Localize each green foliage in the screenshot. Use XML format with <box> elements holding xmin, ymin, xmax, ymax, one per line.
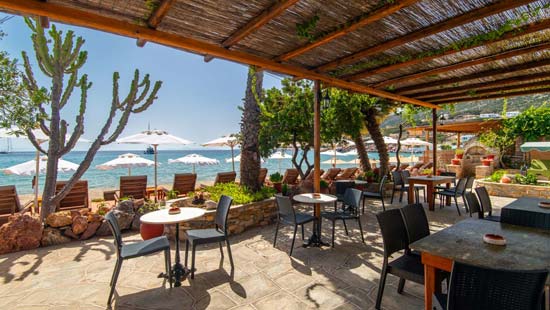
<box><xmin>281</xmin><ymin>183</ymin><xmax>289</xmax><ymax>196</ymax></box>
<box><xmin>487</xmin><ymin>170</ymin><xmax>507</xmax><ymax>183</ymax></box>
<box><xmin>201</xmin><ymin>183</ymin><xmax>275</xmax><ymax>205</ymax></box>
<box><xmin>96</xmin><ymin>202</ymin><xmax>109</xmax><ymax>216</ymax></box>
<box><xmin>514</xmin><ymin>173</ymin><xmax>538</xmax><ymax>185</ymax></box>
<box><xmin>91</xmin><ymin>198</ymin><xmax>105</xmax><ymax>203</ymax></box>
<box><xmin>166</xmin><ymin>190</ymin><xmax>179</xmax><ymax>200</ymax></box>
<box><xmin>138</xmin><ymin>201</ymin><xmax>161</xmax><ymax>214</ymax></box>
<box><xmin>296</xmin><ymin>14</ymin><xmax>319</xmax><ymax>42</ymax></box>
<box><xmin>440</xmin><ymin>144</ymin><xmax>452</xmax><ymax>150</ymax></box>
<box><xmin>320</xmin><ymin>180</ymin><xmax>328</xmax><ymax>189</ymax></box>
<box><xmin>269</xmin><ymin>172</ymin><xmax>282</xmax><ymax>183</ymax></box>
<box><xmin>455</xmin><ymin>149</ymin><xmax>464</xmax><ymax>155</ymax></box>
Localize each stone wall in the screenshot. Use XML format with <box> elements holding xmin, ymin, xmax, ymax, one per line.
<box><xmin>476</xmin><ymin>180</ymin><xmax>550</xmax><ymax>199</ymax></box>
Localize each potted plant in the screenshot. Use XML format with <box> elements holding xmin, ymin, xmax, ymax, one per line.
<box><xmin>482</xmin><ymin>158</ymin><xmax>492</xmax><ymax>166</ymax></box>
<box><xmin>486</xmin><ymin>154</ymin><xmax>495</xmax><ymax>160</ymax></box>
<box><xmin>320</xmin><ymin>180</ymin><xmax>329</xmax><ymax>194</ymax></box>
<box><xmin>451</xmin><ymin>158</ymin><xmax>461</xmax><ymax>165</ymax></box>
<box><xmin>139</xmin><ymin>202</ymin><xmax>163</xmax><ymax>240</ymax></box>
<box><xmin>270</xmin><ymin>172</ymin><xmax>283</xmax><ymax>192</ymax></box>
<box><xmin>455</xmin><ymin>149</ymin><xmax>464</xmax><ymax>159</ymax></box>
<box><xmin>281</xmin><ymin>183</ymin><xmax>289</xmax><ymax>196</ymax></box>
<box><xmin>421</xmin><ymin>168</ymin><xmax>433</xmax><ymax>177</ymax></box>
<box><xmin>365</xmin><ymin>170</ymin><xmax>376</xmax><ymax>183</ymax></box>
<box><xmin>165</xmin><ymin>189</ymin><xmax>179</xmax><ymax>200</ymax></box>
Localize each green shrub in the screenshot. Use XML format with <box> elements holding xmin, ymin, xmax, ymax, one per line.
<box><xmin>320</xmin><ymin>180</ymin><xmax>328</xmax><ymax>189</ymax></box>
<box><xmin>91</xmin><ymin>198</ymin><xmax>105</xmax><ymax>203</ymax></box>
<box><xmin>166</xmin><ymin>189</ymin><xmax>179</xmax><ymax>200</ymax></box>
<box><xmin>270</xmin><ymin>172</ymin><xmax>282</xmax><ymax>183</ymax></box>
<box><xmin>200</xmin><ymin>183</ymin><xmax>276</xmax><ymax>205</ymax></box>
<box><xmin>487</xmin><ymin>170</ymin><xmax>507</xmax><ymax>182</ymax></box>
<box><xmin>514</xmin><ymin>173</ymin><xmax>538</xmax><ymax>185</ymax></box>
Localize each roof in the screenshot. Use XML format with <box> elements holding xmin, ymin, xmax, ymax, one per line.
<box><xmin>2</xmin><ymin>0</ymin><xmax>550</xmax><ymax>107</ymax></box>
<box><xmin>520</xmin><ymin>141</ymin><xmax>550</xmax><ymax>152</ymax></box>
<box><xmin>407</xmin><ymin>119</ymin><xmax>502</xmax><ymax>134</ymax></box>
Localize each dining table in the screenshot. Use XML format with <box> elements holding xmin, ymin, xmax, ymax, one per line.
<box><xmin>140</xmin><ymin>207</ymin><xmax>206</xmax><ymax>287</ymax></box>
<box><xmin>293</xmin><ymin>193</ymin><xmax>337</xmax><ymax>247</ymax></box>
<box><xmin>410</xmin><ymin>218</ymin><xmax>550</xmax><ymax>310</ymax></box>
<box><xmin>407</xmin><ymin>175</ymin><xmax>455</xmax><ymax>211</ymax></box>
<box><xmin>501</xmin><ymin>197</ymin><xmax>550</xmax><ymax>230</ymax></box>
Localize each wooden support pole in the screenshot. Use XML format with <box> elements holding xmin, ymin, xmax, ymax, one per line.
<box><xmin>432</xmin><ymin>109</ymin><xmax>437</xmax><ymax>175</ymax></box>
<box><xmin>457</xmin><ymin>132</ymin><xmax>461</xmax><ymax>149</ymax></box>
<box><xmin>313</xmin><ymin>80</ymin><xmax>321</xmax><ymax>194</ymax></box>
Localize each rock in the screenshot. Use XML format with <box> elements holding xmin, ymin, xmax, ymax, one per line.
<box><xmin>133</xmin><ymin>198</ymin><xmax>145</xmax><ymax>210</ymax></box>
<box><xmin>72</xmin><ymin>216</ymin><xmax>88</xmax><ymax>235</ymax></box>
<box><xmin>80</xmin><ymin>221</ymin><xmax>101</xmax><ymax>240</ymax></box>
<box><xmin>95</xmin><ymin>221</ymin><xmax>112</xmax><ymax>237</ymax></box>
<box><xmin>113</xmin><ymin>210</ymin><xmax>135</xmax><ymax>230</ymax></box>
<box><xmin>0</xmin><ymin>214</ymin><xmax>43</xmax><ymax>254</ymax></box>
<box><xmin>116</xmin><ymin>200</ymin><xmax>135</xmax><ymax>213</ymax></box>
<box><xmin>87</xmin><ymin>213</ymin><xmax>103</xmax><ymax>223</ymax></box>
<box><xmin>41</xmin><ymin>227</ymin><xmax>71</xmax><ymax>246</ymax></box>
<box><xmin>79</xmin><ymin>209</ymin><xmax>90</xmax><ymax>216</ymax></box>
<box><xmin>205</xmin><ymin>200</ymin><xmax>217</xmax><ymax>210</ymax></box>
<box><xmin>46</xmin><ymin>211</ymin><xmax>73</xmax><ymax>228</ymax></box>
<box><xmin>61</xmin><ymin>227</ymin><xmax>79</xmax><ymax>239</ymax></box>
<box><xmin>131</xmin><ymin>212</ymin><xmax>142</xmax><ymax>231</ymax></box>
<box><xmin>70</xmin><ymin>210</ymin><xmax>81</xmax><ymax>220</ymax></box>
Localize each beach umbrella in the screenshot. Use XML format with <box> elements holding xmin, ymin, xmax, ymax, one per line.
<box><xmin>365</xmin><ymin>136</ymin><xmax>398</xmax><ymax>144</ymax></box>
<box><xmin>321</xmin><ymin>149</ymin><xmax>349</xmax><ymax>168</ymax></box>
<box><xmin>400</xmin><ymin>137</ymin><xmax>432</xmax><ymax>164</ymax></box>
<box><xmin>322</xmin><ymin>158</ymin><xmax>351</xmax><ymax>166</ymax></box>
<box><xmin>269</xmin><ymin>150</ymin><xmax>292</xmax><ymax>173</ymax></box>
<box><xmin>169</xmin><ymin>153</ymin><xmax>219</xmax><ymax>174</ymax></box>
<box><xmin>96</xmin><ymin>153</ymin><xmax>155</xmax><ymax>176</ymax></box>
<box><xmin>202</xmin><ymin>135</ymin><xmax>239</xmax><ymax>172</ymax></box>
<box><xmin>225</xmin><ymin>154</ymin><xmax>265</xmax><ymax>164</ymax></box>
<box><xmin>117</xmin><ymin>129</ymin><xmax>192</xmax><ymax>201</ymax></box>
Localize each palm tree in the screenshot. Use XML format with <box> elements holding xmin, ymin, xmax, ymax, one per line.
<box><xmin>354</xmin><ymin>135</ymin><xmax>371</xmax><ymax>172</ymax></box>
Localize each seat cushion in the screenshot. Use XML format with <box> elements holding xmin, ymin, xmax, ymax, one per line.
<box><xmin>362</xmin><ymin>191</ymin><xmax>381</xmax><ymax>198</ymax></box>
<box><xmin>121</xmin><ymin>236</ymin><xmax>170</xmax><ymax>259</ymax></box>
<box><xmin>186</xmin><ymin>228</ymin><xmax>225</xmax><ymax>245</ymax></box>
<box><xmin>387</xmin><ymin>254</ymin><xmax>424</xmax><ymax>284</ymax></box>
<box><xmin>295</xmin><ymin>212</ymin><xmax>315</xmax><ymax>225</ymax></box>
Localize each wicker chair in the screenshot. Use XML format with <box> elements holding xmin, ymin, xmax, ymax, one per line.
<box><xmin>474</xmin><ymin>186</ymin><xmax>500</xmax><ymax>222</ymax></box>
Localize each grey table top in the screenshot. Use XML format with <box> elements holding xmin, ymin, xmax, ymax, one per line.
<box><xmin>410</xmin><ymin>219</ymin><xmax>550</xmax><ymax>282</ymax></box>
<box><xmin>503</xmin><ymin>197</ymin><xmax>550</xmax><ymax>214</ymax></box>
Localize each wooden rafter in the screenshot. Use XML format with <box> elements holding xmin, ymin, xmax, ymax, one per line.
<box><xmin>274</xmin><ymin>0</ymin><xmax>418</xmax><ymax>62</ymax></box>
<box><xmin>344</xmin><ymin>19</ymin><xmax>550</xmax><ymax>81</ymax></box>
<box><xmin>373</xmin><ymin>41</ymin><xmax>550</xmax><ymax>88</ymax></box>
<box><xmin>396</xmin><ymin>58</ymin><xmax>550</xmax><ymax>95</ymax></box>
<box><xmin>430</xmin><ymin>87</ymin><xmax>550</xmax><ymax>104</ymax></box>
<box><xmin>315</xmin><ymin>0</ymin><xmax>534</xmax><ymax>72</ymax></box>
<box><xmin>414</xmin><ymin>72</ymin><xmax>550</xmax><ymax>99</ymax></box>
<box><xmin>137</xmin><ymin>0</ymin><xmax>175</xmax><ymax>47</ymax></box>
<box><xmin>428</xmin><ymin>80</ymin><xmax>550</xmax><ymax>103</ymax></box>
<box><xmin>0</xmin><ymin>0</ymin><xmax>438</xmax><ymax>109</ymax></box>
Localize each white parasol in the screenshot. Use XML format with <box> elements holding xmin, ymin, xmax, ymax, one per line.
<box><xmin>168</xmin><ymin>153</ymin><xmax>219</xmax><ymax>174</ymax></box>
<box><xmin>400</xmin><ymin>137</ymin><xmax>432</xmax><ymax>164</ymax></box>
<box><xmin>4</xmin><ymin>156</ymin><xmax>79</xmax><ymax>176</ymax></box>
<box><xmin>96</xmin><ymin>153</ymin><xmax>155</xmax><ymax>176</ymax></box>
<box><xmin>202</xmin><ymin>135</ymin><xmax>239</xmax><ymax>172</ymax></box>
<box><xmin>365</xmin><ymin>136</ymin><xmax>398</xmax><ymax>144</ymax></box>
<box><xmin>269</xmin><ymin>150</ymin><xmax>292</xmax><ymax>173</ymax></box>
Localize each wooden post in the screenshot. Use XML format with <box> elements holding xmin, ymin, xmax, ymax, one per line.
<box><xmin>313</xmin><ymin>81</ymin><xmax>321</xmax><ymax>194</ymax></box>
<box><xmin>457</xmin><ymin>132</ymin><xmax>461</xmax><ymax>149</ymax></box>
<box><xmin>432</xmin><ymin>109</ymin><xmax>437</xmax><ymax>175</ymax></box>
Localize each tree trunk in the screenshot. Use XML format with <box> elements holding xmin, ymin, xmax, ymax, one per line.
<box><xmin>354</xmin><ymin>135</ymin><xmax>371</xmax><ymax>172</ymax></box>
<box><xmin>395</xmin><ymin>123</ymin><xmax>403</xmax><ymax>170</ymax></box>
<box><xmin>364</xmin><ymin>108</ymin><xmax>390</xmax><ymax>178</ymax></box>
<box><xmin>240</xmin><ymin>66</ymin><xmax>263</xmax><ymax>192</ymax></box>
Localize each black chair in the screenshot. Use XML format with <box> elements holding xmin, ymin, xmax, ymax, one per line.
<box><xmin>400</xmin><ymin>203</ymin><xmax>430</xmax><ymax>246</ymax></box>
<box><xmin>104</xmin><ymin>211</ymin><xmax>172</xmax><ymax>305</ymax></box>
<box><xmin>335</xmin><ymin>180</ymin><xmax>355</xmax><ymax>202</ymax></box>
<box><xmin>435</xmin><ymin>172</ymin><xmax>456</xmax><ymax>191</ymax></box>
<box><xmin>463</xmin><ymin>192</ymin><xmax>483</xmax><ymax>219</ymax></box>
<box><xmin>184</xmin><ymin>195</ymin><xmax>234</xmax><ymax>279</ymax></box>
<box><xmin>434</xmin><ymin>178</ymin><xmax>467</xmax><ymax>216</ymax></box>
<box><xmin>401</xmin><ymin>170</ymin><xmax>426</xmax><ymax>203</ymax></box>
<box><xmin>464</xmin><ymin>176</ymin><xmax>475</xmax><ymax>193</ymax></box>
<box><xmin>273</xmin><ymin>195</ymin><xmax>315</xmax><ymax>256</ymax></box>
<box><xmin>435</xmin><ymin>261</ymin><xmax>548</xmax><ymax>310</ymax></box>
<box><xmin>390</xmin><ymin>171</ymin><xmax>411</xmax><ymax>204</ymax></box>
<box><xmin>474</xmin><ymin>186</ymin><xmax>500</xmax><ymax>222</ymax></box>
<box><xmin>322</xmin><ymin>188</ymin><xmax>365</xmax><ymax>247</ymax></box>
<box><xmin>375</xmin><ymin>208</ymin><xmax>424</xmax><ymax>310</ymax></box>
<box><xmin>362</xmin><ymin>175</ymin><xmax>387</xmax><ymax>212</ymax></box>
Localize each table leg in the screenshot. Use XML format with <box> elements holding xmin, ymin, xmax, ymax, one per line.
<box><xmin>303</xmin><ymin>203</ymin><xmax>329</xmax><ymax>247</ymax></box>
<box><xmin>445</xmin><ymin>182</ymin><xmax>451</xmax><ymax>206</ymax></box>
<box><xmin>408</xmin><ymin>181</ymin><xmax>415</xmax><ymax>205</ymax></box>
<box><xmin>424</xmin><ymin>264</ymin><xmax>436</xmax><ymax>310</ymax></box>
<box><xmin>427</xmin><ymin>184</ymin><xmax>434</xmax><ymax>211</ymax></box>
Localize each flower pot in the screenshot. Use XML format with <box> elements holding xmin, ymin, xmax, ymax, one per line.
<box><xmin>486</xmin><ymin>154</ymin><xmax>495</xmax><ymax>160</ymax></box>
<box><xmin>455</xmin><ymin>153</ymin><xmax>464</xmax><ymax>159</ymax></box>
<box><xmin>320</xmin><ymin>187</ymin><xmax>329</xmax><ymax>194</ymax></box>
<box><xmin>500</xmin><ymin>176</ymin><xmax>512</xmax><ymax>184</ymax></box>
<box><xmin>451</xmin><ymin>159</ymin><xmax>461</xmax><ymax>165</ymax></box>
<box><xmin>140</xmin><ymin>222</ymin><xmax>164</xmax><ymax>240</ymax></box>
<box><xmin>482</xmin><ymin>159</ymin><xmax>492</xmax><ymax>166</ymax></box>
<box><xmin>273</xmin><ymin>182</ymin><xmax>282</xmax><ymax>193</ymax></box>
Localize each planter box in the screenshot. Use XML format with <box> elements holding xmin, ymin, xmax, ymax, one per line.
<box><xmin>476</xmin><ymin>180</ymin><xmax>550</xmax><ymax>199</ymax></box>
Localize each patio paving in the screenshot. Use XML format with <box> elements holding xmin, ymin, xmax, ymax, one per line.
<box><xmin>0</xmin><ymin>195</ymin><xmax>515</xmax><ymax>310</ymax></box>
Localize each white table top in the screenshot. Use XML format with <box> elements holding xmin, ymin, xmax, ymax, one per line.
<box><xmin>140</xmin><ymin>207</ymin><xmax>206</xmax><ymax>225</ymax></box>
<box><xmin>293</xmin><ymin>193</ymin><xmax>337</xmax><ymax>204</ymax></box>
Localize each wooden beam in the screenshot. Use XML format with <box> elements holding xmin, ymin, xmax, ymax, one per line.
<box><xmin>413</xmin><ymin>72</ymin><xmax>550</xmax><ymax>99</ymax></box>
<box><xmin>432</xmin><ymin>109</ymin><xmax>437</xmax><ymax>175</ymax></box>
<box><xmin>428</xmin><ymin>80</ymin><xmax>550</xmax><ymax>103</ymax></box>
<box><xmin>344</xmin><ymin>19</ymin><xmax>550</xmax><ymax>81</ymax></box>
<box><xmin>0</xmin><ymin>0</ymin><xmax>438</xmax><ymax>109</ymax></box>
<box><xmin>222</xmin><ymin>0</ymin><xmax>299</xmax><ymax>48</ymax></box>
<box><xmin>137</xmin><ymin>0</ymin><xmax>176</xmax><ymax>47</ymax></box>
<box><xmin>313</xmin><ymin>80</ymin><xmax>321</xmax><ymax>194</ymax></box>
<box><xmin>431</xmin><ymin>87</ymin><xmax>550</xmax><ymax>104</ymax></box>
<box><xmin>396</xmin><ymin>58</ymin><xmax>550</xmax><ymax>95</ymax></box>
<box><xmin>275</xmin><ymin>0</ymin><xmax>418</xmax><ymax>62</ymax></box>
<box><xmin>373</xmin><ymin>42</ymin><xmax>550</xmax><ymax>88</ymax></box>
<box><xmin>315</xmin><ymin>0</ymin><xmax>534</xmax><ymax>72</ymax></box>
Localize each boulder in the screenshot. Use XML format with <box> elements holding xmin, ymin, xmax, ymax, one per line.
<box><xmin>133</xmin><ymin>198</ymin><xmax>145</xmax><ymax>210</ymax></box>
<box><xmin>61</xmin><ymin>227</ymin><xmax>79</xmax><ymax>239</ymax></box>
<box><xmin>72</xmin><ymin>216</ymin><xmax>88</xmax><ymax>235</ymax></box>
<box><xmin>205</xmin><ymin>200</ymin><xmax>217</xmax><ymax>210</ymax></box>
<box><xmin>0</xmin><ymin>214</ymin><xmax>43</xmax><ymax>254</ymax></box>
<box><xmin>131</xmin><ymin>212</ymin><xmax>142</xmax><ymax>231</ymax></box>
<box><xmin>70</xmin><ymin>210</ymin><xmax>81</xmax><ymax>220</ymax></box>
<box><xmin>79</xmin><ymin>209</ymin><xmax>90</xmax><ymax>216</ymax></box>
<box><xmin>46</xmin><ymin>211</ymin><xmax>73</xmax><ymax>228</ymax></box>
<box><xmin>87</xmin><ymin>213</ymin><xmax>104</xmax><ymax>223</ymax></box>
<box><xmin>113</xmin><ymin>209</ymin><xmax>135</xmax><ymax>230</ymax></box>
<box><xmin>116</xmin><ymin>200</ymin><xmax>135</xmax><ymax>213</ymax></box>
<box><xmin>41</xmin><ymin>227</ymin><xmax>71</xmax><ymax>247</ymax></box>
<box><xmin>95</xmin><ymin>221</ymin><xmax>112</xmax><ymax>237</ymax></box>
<box><xmin>80</xmin><ymin>221</ymin><xmax>101</xmax><ymax>240</ymax></box>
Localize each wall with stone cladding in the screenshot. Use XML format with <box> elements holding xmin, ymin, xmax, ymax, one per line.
<box><xmin>476</xmin><ymin>180</ymin><xmax>550</xmax><ymax>199</ymax></box>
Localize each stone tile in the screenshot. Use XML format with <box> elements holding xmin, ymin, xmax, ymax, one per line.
<box><xmin>194</xmin><ymin>290</ymin><xmax>237</xmax><ymax>310</ymax></box>
<box><xmin>253</xmin><ymin>291</ymin><xmax>308</xmax><ymax>310</ymax></box>
<box><xmin>295</xmin><ymin>282</ymin><xmax>347</xmax><ymax>309</ymax></box>
<box><xmin>273</xmin><ymin>270</ymin><xmax>313</xmax><ymax>291</ymax></box>
<box><xmin>218</xmin><ymin>273</ymin><xmax>279</xmax><ymax>304</ymax></box>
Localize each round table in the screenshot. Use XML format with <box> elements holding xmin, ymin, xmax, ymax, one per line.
<box><xmin>293</xmin><ymin>193</ymin><xmax>337</xmax><ymax>247</ymax></box>
<box><xmin>141</xmin><ymin>207</ymin><xmax>206</xmax><ymax>287</ymax></box>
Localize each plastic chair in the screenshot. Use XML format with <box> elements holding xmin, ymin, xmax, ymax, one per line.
<box><xmin>464</xmin><ymin>192</ymin><xmax>483</xmax><ymax>219</ymax></box>
<box><xmin>402</xmin><ymin>170</ymin><xmax>426</xmax><ymax>203</ymax></box>
<box><xmin>400</xmin><ymin>203</ymin><xmax>430</xmax><ymax>245</ymax></box>
<box><xmin>184</xmin><ymin>195</ymin><xmax>234</xmax><ymax>279</ymax></box>
<box><xmin>273</xmin><ymin>195</ymin><xmax>315</xmax><ymax>256</ymax></box>
<box><xmin>434</xmin><ymin>178</ymin><xmax>467</xmax><ymax>216</ymax></box>
<box><xmin>474</xmin><ymin>186</ymin><xmax>500</xmax><ymax>222</ymax></box>
<box><xmin>321</xmin><ymin>188</ymin><xmax>365</xmax><ymax>247</ymax></box>
<box><xmin>362</xmin><ymin>175</ymin><xmax>387</xmax><ymax>212</ymax></box>
<box><xmin>104</xmin><ymin>211</ymin><xmax>171</xmax><ymax>305</ymax></box>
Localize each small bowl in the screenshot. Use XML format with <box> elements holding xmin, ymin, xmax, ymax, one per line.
<box><xmin>538</xmin><ymin>201</ymin><xmax>550</xmax><ymax>209</ymax></box>
<box><xmin>168</xmin><ymin>207</ymin><xmax>181</xmax><ymax>215</ymax></box>
<box><xmin>483</xmin><ymin>233</ymin><xmax>506</xmax><ymax>246</ymax></box>
<box><xmin>312</xmin><ymin>193</ymin><xmax>321</xmax><ymax>199</ymax></box>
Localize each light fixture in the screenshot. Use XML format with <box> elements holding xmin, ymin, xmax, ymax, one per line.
<box><xmin>321</xmin><ymin>89</ymin><xmax>330</xmax><ymax>110</ymax></box>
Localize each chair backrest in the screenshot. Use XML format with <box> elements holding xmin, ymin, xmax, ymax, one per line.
<box><xmin>120</xmin><ymin>176</ymin><xmax>147</xmax><ymax>200</ymax></box>
<box><xmin>378</xmin><ymin>175</ymin><xmax>388</xmax><ymax>194</ymax></box>
<box><xmin>411</xmin><ymin>162</ymin><xmax>424</xmax><ymax>170</ymax></box>
<box><xmin>55</xmin><ymin>180</ymin><xmax>89</xmax><ymax>211</ymax></box>
<box><xmin>465</xmin><ymin>176</ymin><xmax>475</xmax><ymax>192</ymax></box>
<box><xmin>304</xmin><ymin>169</ymin><xmax>324</xmax><ymax>181</ymax></box>
<box><xmin>338</xmin><ymin>167</ymin><xmax>358</xmax><ymax>179</ymax></box>
<box><xmin>342</xmin><ymin>188</ymin><xmax>362</xmax><ymax>213</ymax></box>
<box><xmin>391</xmin><ymin>170</ymin><xmax>403</xmax><ymax>186</ymax></box>
<box><xmin>105</xmin><ymin>211</ymin><xmax>123</xmax><ymax>255</ymax></box>
<box><xmin>401</xmin><ymin>170</ymin><xmax>411</xmax><ymax>183</ymax></box>
<box><xmin>282</xmin><ymin>169</ymin><xmax>299</xmax><ymax>184</ymax></box>
<box><xmin>440</xmin><ymin>171</ymin><xmax>457</xmax><ymax>185</ymax></box>
<box><xmin>214</xmin><ymin>171</ymin><xmax>237</xmax><ymax>185</ymax></box>
<box><xmin>258</xmin><ymin>168</ymin><xmax>268</xmax><ymax>185</ymax></box>
<box><xmin>322</xmin><ymin>168</ymin><xmax>341</xmax><ymax>180</ymax></box>
<box><xmin>335</xmin><ymin>180</ymin><xmax>355</xmax><ymax>197</ymax></box>
<box><xmin>173</xmin><ymin>173</ymin><xmax>197</xmax><ymax>195</ymax></box>
<box><xmin>376</xmin><ymin>208</ymin><xmax>409</xmax><ymax>258</ymax></box>
<box><xmin>420</xmin><ymin>162</ymin><xmax>433</xmax><ymax>170</ymax></box>
<box><xmin>464</xmin><ymin>192</ymin><xmax>483</xmax><ymax>218</ymax></box>
<box><xmin>275</xmin><ymin>195</ymin><xmax>296</xmax><ymax>224</ymax></box>
<box><xmin>400</xmin><ymin>204</ymin><xmax>430</xmax><ymax>244</ymax></box>
<box><xmin>0</xmin><ymin>185</ymin><xmax>20</xmax><ymax>216</ymax></box>
<box><xmin>215</xmin><ymin>195</ymin><xmax>233</xmax><ymax>233</ymax></box>
<box><xmin>474</xmin><ymin>186</ymin><xmax>493</xmax><ymax>216</ymax></box>
<box><xmin>399</xmin><ymin>163</ymin><xmax>410</xmax><ymax>170</ymax></box>
<box><xmin>454</xmin><ymin>178</ymin><xmax>468</xmax><ymax>195</ymax></box>
<box><xmin>446</xmin><ymin>261</ymin><xmax>548</xmax><ymax>310</ymax></box>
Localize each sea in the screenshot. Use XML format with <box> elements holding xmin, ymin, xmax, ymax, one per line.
<box><xmin>0</xmin><ymin>150</ymin><xmax>415</xmax><ymax>195</ymax></box>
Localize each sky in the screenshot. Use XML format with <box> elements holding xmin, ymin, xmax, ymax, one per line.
<box><xmin>0</xmin><ymin>14</ymin><xmax>283</xmax><ymax>151</ymax></box>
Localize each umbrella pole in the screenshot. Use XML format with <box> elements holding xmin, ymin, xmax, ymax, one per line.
<box><xmin>34</xmin><ymin>150</ymin><xmax>39</xmax><ymax>214</ymax></box>
<box><xmin>154</xmin><ymin>145</ymin><xmax>158</xmax><ymax>203</ymax></box>
<box><xmin>278</xmin><ymin>159</ymin><xmax>281</xmax><ymax>173</ymax></box>
<box><xmin>192</xmin><ymin>164</ymin><xmax>195</xmax><ymax>174</ymax></box>
<box><xmin>231</xmin><ymin>145</ymin><xmax>235</xmax><ymax>172</ymax></box>
<box><xmin>128</xmin><ymin>167</ymin><xmax>131</xmax><ymax>176</ymax></box>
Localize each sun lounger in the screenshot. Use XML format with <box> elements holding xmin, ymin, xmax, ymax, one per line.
<box><xmin>335</xmin><ymin>167</ymin><xmax>358</xmax><ymax>180</ymax></box>
<box><xmin>322</xmin><ymin>168</ymin><xmax>341</xmax><ymax>182</ymax></box>
<box><xmin>214</xmin><ymin>171</ymin><xmax>237</xmax><ymax>185</ymax></box>
<box><xmin>0</xmin><ymin>185</ymin><xmax>22</xmax><ymax>225</ymax></box>
<box><xmin>118</xmin><ymin>175</ymin><xmax>147</xmax><ymax>201</ymax></box>
<box><xmin>173</xmin><ymin>173</ymin><xmax>197</xmax><ymax>197</ymax></box>
<box><xmin>282</xmin><ymin>168</ymin><xmax>299</xmax><ymax>185</ymax></box>
<box><xmin>258</xmin><ymin>168</ymin><xmax>268</xmax><ymax>185</ymax></box>
<box><xmin>55</xmin><ymin>180</ymin><xmax>90</xmax><ymax>212</ymax></box>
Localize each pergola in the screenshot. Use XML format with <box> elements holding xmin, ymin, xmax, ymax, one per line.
<box><xmin>2</xmin><ymin>0</ymin><xmax>550</xmax><ymax>192</ymax></box>
<box><xmin>408</xmin><ymin>119</ymin><xmax>503</xmax><ymax>148</ymax></box>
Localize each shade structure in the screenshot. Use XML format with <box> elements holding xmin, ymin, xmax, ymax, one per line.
<box><xmin>269</xmin><ymin>150</ymin><xmax>292</xmax><ymax>173</ymax></box>
<box><xmin>400</xmin><ymin>137</ymin><xmax>432</xmax><ymax>165</ymax></box>
<box><xmin>225</xmin><ymin>154</ymin><xmax>265</xmax><ymax>164</ymax></box>
<box><xmin>117</xmin><ymin>129</ymin><xmax>192</xmax><ymax>202</ymax></box>
<box><xmin>169</xmin><ymin>153</ymin><xmax>219</xmax><ymax>174</ymax></box>
<box><xmin>365</xmin><ymin>136</ymin><xmax>398</xmax><ymax>144</ymax></box>
<box><xmin>520</xmin><ymin>142</ymin><xmax>550</xmax><ymax>152</ymax></box>
<box><xmin>322</xmin><ymin>158</ymin><xmax>352</xmax><ymax>166</ymax></box>
<box><xmin>202</xmin><ymin>135</ymin><xmax>239</xmax><ymax>172</ymax></box>
<box><xmin>96</xmin><ymin>153</ymin><xmax>155</xmax><ymax>176</ymax></box>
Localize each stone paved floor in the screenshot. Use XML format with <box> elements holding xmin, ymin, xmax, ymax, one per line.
<box><xmin>0</xmin><ymin>195</ymin><xmax>515</xmax><ymax>310</ymax></box>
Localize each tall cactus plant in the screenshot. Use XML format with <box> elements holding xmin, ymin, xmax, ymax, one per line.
<box><xmin>20</xmin><ymin>18</ymin><xmax>162</xmax><ymax>220</ymax></box>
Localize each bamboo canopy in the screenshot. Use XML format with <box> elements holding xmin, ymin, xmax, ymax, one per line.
<box><xmin>2</xmin><ymin>0</ymin><xmax>550</xmax><ymax>106</ymax></box>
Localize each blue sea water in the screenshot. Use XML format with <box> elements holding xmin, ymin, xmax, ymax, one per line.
<box><xmin>0</xmin><ymin>150</ymin><xmax>412</xmax><ymax>195</ymax></box>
